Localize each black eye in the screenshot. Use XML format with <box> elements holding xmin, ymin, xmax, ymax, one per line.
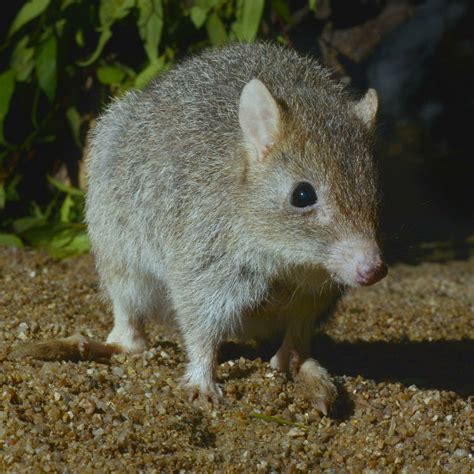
<box><xmin>291</xmin><ymin>182</ymin><xmax>317</xmax><ymax>208</ymax></box>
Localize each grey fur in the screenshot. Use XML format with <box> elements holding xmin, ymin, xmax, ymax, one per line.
<box><xmin>86</xmin><ymin>43</ymin><xmax>385</xmax><ymax>407</ymax></box>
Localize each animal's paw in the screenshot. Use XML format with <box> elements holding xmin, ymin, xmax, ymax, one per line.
<box><xmin>180</xmin><ymin>375</ymin><xmax>224</xmax><ymax>408</ymax></box>
<box><xmin>106</xmin><ymin>329</ymin><xmax>147</xmax><ymax>354</ymax></box>
<box><xmin>65</xmin><ymin>335</ymin><xmax>120</xmax><ymax>362</ymax></box>
<box><xmin>290</xmin><ymin>354</ymin><xmax>337</xmax><ymax>416</ymax></box>
<box><xmin>75</xmin><ymin>336</ymin><xmax>91</xmax><ymax>359</ymax></box>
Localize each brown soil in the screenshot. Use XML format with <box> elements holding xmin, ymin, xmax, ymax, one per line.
<box><xmin>0</xmin><ymin>247</ymin><xmax>473</xmax><ymax>472</ymax></box>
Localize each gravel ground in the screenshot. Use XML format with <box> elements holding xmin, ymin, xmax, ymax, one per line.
<box><xmin>0</xmin><ymin>247</ymin><xmax>473</xmax><ymax>472</ymax></box>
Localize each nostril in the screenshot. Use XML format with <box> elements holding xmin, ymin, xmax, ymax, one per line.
<box><xmin>356</xmin><ymin>261</ymin><xmax>388</xmax><ymax>286</ymax></box>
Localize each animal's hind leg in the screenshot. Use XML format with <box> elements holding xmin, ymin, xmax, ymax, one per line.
<box><xmin>106</xmin><ymin>302</ymin><xmax>147</xmax><ymax>353</ymax></box>
<box><xmin>104</xmin><ymin>268</ymin><xmax>160</xmax><ymax>354</ymax></box>
<box><xmin>270</xmin><ymin>320</ymin><xmax>337</xmax><ymax>416</ymax></box>
<box><xmin>11</xmin><ymin>267</ymin><xmax>159</xmax><ymax>362</ymax></box>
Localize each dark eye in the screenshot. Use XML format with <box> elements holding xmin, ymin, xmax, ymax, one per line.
<box><xmin>290</xmin><ymin>182</ymin><xmax>318</xmax><ymax>208</ymax></box>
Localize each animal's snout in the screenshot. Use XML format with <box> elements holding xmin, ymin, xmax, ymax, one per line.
<box><xmin>327</xmin><ymin>236</ymin><xmax>388</xmax><ymax>287</ymax></box>
<box><xmin>356</xmin><ymin>260</ymin><xmax>388</xmax><ymax>286</ymax></box>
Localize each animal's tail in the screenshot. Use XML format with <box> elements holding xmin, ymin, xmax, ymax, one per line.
<box><xmin>9</xmin><ymin>335</ymin><xmax>121</xmax><ymax>363</ymax></box>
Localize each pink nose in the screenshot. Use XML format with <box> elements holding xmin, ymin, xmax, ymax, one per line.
<box><xmin>356</xmin><ymin>261</ymin><xmax>388</xmax><ymax>286</ymax></box>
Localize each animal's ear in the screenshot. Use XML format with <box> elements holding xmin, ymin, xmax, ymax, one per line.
<box><xmin>353</xmin><ymin>88</ymin><xmax>378</xmax><ymax>128</ymax></box>
<box><xmin>239</xmin><ymin>78</ymin><xmax>280</xmax><ymax>160</ymax></box>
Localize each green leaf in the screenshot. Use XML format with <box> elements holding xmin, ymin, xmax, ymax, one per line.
<box><xmin>9</xmin><ymin>0</ymin><xmax>51</xmax><ymax>37</ymax></box>
<box><xmin>134</xmin><ymin>57</ymin><xmax>164</xmax><ymax>89</ymax></box>
<box><xmin>272</xmin><ymin>0</ymin><xmax>291</xmax><ymax>23</ymax></box>
<box><xmin>23</xmin><ymin>224</ymin><xmax>90</xmax><ymax>258</ymax></box>
<box><xmin>38</xmin><ymin>134</ymin><xmax>57</xmax><ymax>143</ymax></box>
<box><xmin>193</xmin><ymin>0</ymin><xmax>220</xmax><ymax>7</ymax></box>
<box><xmin>97</xmin><ymin>65</ymin><xmax>126</xmax><ymax>85</ymax></box>
<box><xmin>206</xmin><ymin>12</ymin><xmax>228</xmax><ymax>46</ymax></box>
<box><xmin>51</xmin><ymin>230</ymin><xmax>90</xmax><ymax>259</ymax></box>
<box><xmin>308</xmin><ymin>0</ymin><xmax>317</xmax><ymax>12</ymax></box>
<box><xmin>190</xmin><ymin>6</ymin><xmax>209</xmax><ymax>28</ymax></box>
<box><xmin>75</xmin><ymin>29</ymin><xmax>85</xmax><ymax>47</ymax></box>
<box><xmin>10</xmin><ymin>37</ymin><xmax>35</xmax><ymax>82</ymax></box>
<box><xmin>0</xmin><ymin>233</ymin><xmax>23</xmax><ymax>248</ymax></box>
<box><xmin>47</xmin><ymin>176</ymin><xmax>84</xmax><ymax>196</ymax></box>
<box><xmin>79</xmin><ymin>0</ymin><xmax>135</xmax><ymax>66</ymax></box>
<box><xmin>32</xmin><ymin>202</ymin><xmax>46</xmax><ymax>219</ymax></box>
<box><xmin>59</xmin><ymin>195</ymin><xmax>74</xmax><ymax>222</ymax></box>
<box><xmin>99</xmin><ymin>62</ymin><xmax>136</xmax><ymax>91</ymax></box>
<box><xmin>13</xmin><ymin>216</ymin><xmax>47</xmax><ymax>234</ymax></box>
<box><xmin>137</xmin><ymin>0</ymin><xmax>164</xmax><ymax>63</ymax></box>
<box><xmin>61</xmin><ymin>0</ymin><xmax>79</xmax><ymax>10</ymax></box>
<box><xmin>99</xmin><ymin>0</ymin><xmax>135</xmax><ymax>25</ymax></box>
<box><xmin>36</xmin><ymin>34</ymin><xmax>57</xmax><ymax>101</ymax></box>
<box><xmin>143</xmin><ymin>13</ymin><xmax>163</xmax><ymax>62</ymax></box>
<box><xmin>66</xmin><ymin>106</ymin><xmax>81</xmax><ymax>147</ymax></box>
<box><xmin>5</xmin><ymin>175</ymin><xmax>22</xmax><ymax>202</ymax></box>
<box><xmin>0</xmin><ymin>70</ymin><xmax>15</xmax><ymax>144</ymax></box>
<box><xmin>233</xmin><ymin>0</ymin><xmax>264</xmax><ymax>42</ymax></box>
<box><xmin>55</xmin><ymin>18</ymin><xmax>67</xmax><ymax>36</ymax></box>
<box><xmin>49</xmin><ymin>230</ymin><xmax>90</xmax><ymax>259</ymax></box>
<box><xmin>77</xmin><ymin>28</ymin><xmax>112</xmax><ymax>67</ymax></box>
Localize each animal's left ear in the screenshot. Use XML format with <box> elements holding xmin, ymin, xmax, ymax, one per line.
<box><xmin>353</xmin><ymin>88</ymin><xmax>378</xmax><ymax>128</ymax></box>
<box><xmin>239</xmin><ymin>78</ymin><xmax>280</xmax><ymax>161</ymax></box>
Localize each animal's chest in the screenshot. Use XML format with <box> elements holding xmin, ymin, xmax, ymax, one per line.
<box><xmin>261</xmin><ymin>278</ymin><xmax>333</xmax><ymax>318</ymax></box>
<box><xmin>240</xmin><ymin>267</ymin><xmax>337</xmax><ymax>338</ymax></box>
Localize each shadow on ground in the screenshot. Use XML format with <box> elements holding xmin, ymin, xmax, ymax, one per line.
<box><xmin>220</xmin><ymin>334</ymin><xmax>474</xmax><ymax>398</ymax></box>
<box><xmin>311</xmin><ymin>334</ymin><xmax>474</xmax><ymax>397</ymax></box>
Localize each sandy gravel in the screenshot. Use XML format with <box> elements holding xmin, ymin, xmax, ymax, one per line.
<box><xmin>0</xmin><ymin>247</ymin><xmax>473</xmax><ymax>472</ymax></box>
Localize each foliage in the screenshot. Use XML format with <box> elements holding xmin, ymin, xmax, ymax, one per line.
<box><xmin>0</xmin><ymin>176</ymin><xmax>89</xmax><ymax>258</ymax></box>
<box><xmin>0</xmin><ymin>0</ymin><xmax>318</xmax><ymax>257</ymax></box>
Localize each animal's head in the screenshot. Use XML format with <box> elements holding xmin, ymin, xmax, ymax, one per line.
<box><xmin>239</xmin><ymin>78</ymin><xmax>387</xmax><ymax>287</ymax></box>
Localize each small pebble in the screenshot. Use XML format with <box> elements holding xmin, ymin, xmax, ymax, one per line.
<box><xmin>287</xmin><ymin>428</ymin><xmax>305</xmax><ymax>438</ymax></box>
<box><xmin>112</xmin><ymin>367</ymin><xmax>124</xmax><ymax>377</ymax></box>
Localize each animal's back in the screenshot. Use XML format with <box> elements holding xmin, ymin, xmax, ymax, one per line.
<box><xmin>88</xmin><ymin>42</ymin><xmax>346</xmax><ymax>182</ymax></box>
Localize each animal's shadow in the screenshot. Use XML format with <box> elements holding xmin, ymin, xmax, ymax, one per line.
<box><xmin>311</xmin><ymin>334</ymin><xmax>474</xmax><ymax>397</ymax></box>
<box><xmin>219</xmin><ymin>334</ymin><xmax>474</xmax><ymax>398</ymax></box>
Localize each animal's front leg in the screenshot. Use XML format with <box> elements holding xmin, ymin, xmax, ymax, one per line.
<box><xmin>171</xmin><ymin>285</ymin><xmax>228</xmax><ymax>406</ymax></box>
<box><xmin>169</xmin><ymin>261</ymin><xmax>268</xmax><ymax>407</ymax></box>
<box><xmin>271</xmin><ymin>325</ymin><xmax>337</xmax><ymax>415</ymax></box>
<box><xmin>180</xmin><ymin>324</ymin><xmax>223</xmax><ymax>405</ymax></box>
<box><xmin>270</xmin><ymin>328</ymin><xmax>308</xmax><ymax>373</ymax></box>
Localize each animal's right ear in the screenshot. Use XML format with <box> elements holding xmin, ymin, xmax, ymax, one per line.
<box><xmin>239</xmin><ymin>79</ymin><xmax>280</xmax><ymax>160</ymax></box>
<box><xmin>353</xmin><ymin>88</ymin><xmax>378</xmax><ymax>128</ymax></box>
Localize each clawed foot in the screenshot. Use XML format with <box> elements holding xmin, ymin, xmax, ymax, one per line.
<box><xmin>74</xmin><ymin>336</ymin><xmax>122</xmax><ymax>361</ymax></box>
<box><xmin>180</xmin><ymin>375</ymin><xmax>223</xmax><ymax>407</ymax></box>
<box><xmin>289</xmin><ymin>351</ymin><xmax>337</xmax><ymax>416</ymax></box>
<box><xmin>106</xmin><ymin>329</ymin><xmax>147</xmax><ymax>354</ymax></box>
